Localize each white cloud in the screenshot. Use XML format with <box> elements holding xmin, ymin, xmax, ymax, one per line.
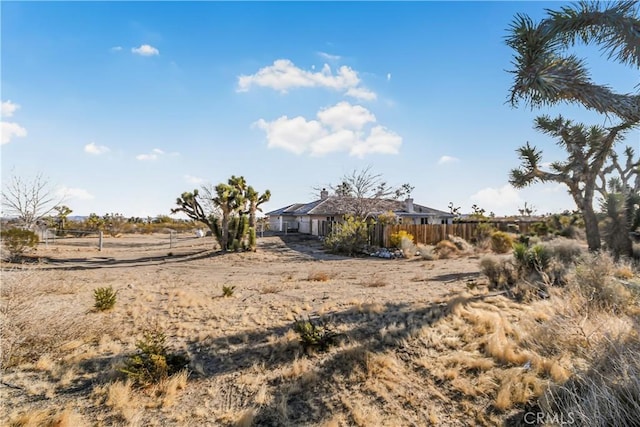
<box><xmin>131</xmin><ymin>44</ymin><xmax>159</xmax><ymax>56</ymax></box>
<box><xmin>136</xmin><ymin>148</ymin><xmax>172</xmax><ymax>161</ymax></box>
<box><xmin>316</xmin><ymin>101</ymin><xmax>376</xmax><ymax>131</ymax></box>
<box><xmin>136</xmin><ymin>153</ymin><xmax>158</xmax><ymax>161</ymax></box>
<box><xmin>351</xmin><ymin>126</ymin><xmax>402</xmax><ymax>158</ymax></box>
<box><xmin>317</xmin><ymin>51</ymin><xmax>341</xmax><ymax>61</ymax></box>
<box><xmin>184</xmin><ymin>175</ymin><xmax>205</xmax><ymax>185</ymax></box>
<box><xmin>1</xmin><ymin>122</ymin><xmax>27</xmax><ymax>145</ymax></box>
<box><xmin>1</xmin><ymin>100</ymin><xmax>19</xmax><ymax>118</ymax></box>
<box><xmin>1</xmin><ymin>100</ymin><xmax>27</xmax><ymax>145</ymax></box>
<box><xmin>438</xmin><ymin>155</ymin><xmax>460</xmax><ymax>165</ymax></box>
<box><xmin>84</xmin><ymin>142</ymin><xmax>110</xmax><ymax>155</ymax></box>
<box><xmin>110</xmin><ymin>46</ymin><xmax>123</xmax><ymax>52</ymax></box>
<box><xmin>57</xmin><ymin>186</ymin><xmax>95</xmax><ymax>201</ymax></box>
<box><xmin>387</xmin><ymin>73</ymin><xmax>392</xmax><ymax>81</ymax></box>
<box><xmin>237</xmin><ymin>59</ymin><xmax>376</xmax><ymax>101</ymax></box>
<box><xmin>345</xmin><ymin>87</ymin><xmax>377</xmax><ymax>101</ymax></box>
<box><xmin>254</xmin><ymin>101</ymin><xmax>401</xmax><ymax>158</ymax></box>
<box><xmin>254</xmin><ymin>116</ymin><xmax>325</xmax><ymax>155</ymax></box>
<box><xmin>470</xmin><ymin>184</ymin><xmax>523</xmax><ymax>214</ymax></box>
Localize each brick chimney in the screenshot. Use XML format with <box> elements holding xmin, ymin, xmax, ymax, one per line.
<box><xmin>405</xmin><ymin>197</ymin><xmax>414</xmax><ymax>213</ymax></box>
<box><xmin>320</xmin><ymin>188</ymin><xmax>329</xmax><ymax>200</ymax></box>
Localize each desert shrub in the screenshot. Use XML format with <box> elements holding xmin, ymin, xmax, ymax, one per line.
<box><xmin>120</xmin><ymin>327</ymin><xmax>189</xmax><ymax>387</ymax></box>
<box><xmin>514</xmin><ymin>243</ymin><xmax>551</xmax><ymax>274</ymax></box>
<box><xmin>0</xmin><ymin>228</ymin><xmax>39</xmax><ymax>260</ymax></box>
<box><xmin>222</xmin><ymin>285</ymin><xmax>235</xmax><ymax>297</ymax></box>
<box><xmin>400</xmin><ymin>236</ymin><xmax>418</xmax><ymax>258</ymax></box>
<box><xmin>614</xmin><ymin>263</ymin><xmax>634</xmax><ymax>280</ymax></box>
<box><xmin>416</xmin><ymin>244</ymin><xmax>436</xmax><ymax>260</ymax></box>
<box><xmin>490</xmin><ymin>231</ymin><xmax>514</xmax><ymax>254</ymax></box>
<box><xmin>324</xmin><ymin>215</ymin><xmax>368</xmax><ymax>256</ymax></box>
<box><xmin>573</xmin><ymin>253</ymin><xmax>633</xmax><ymax>312</ymax></box>
<box><xmin>531</xmin><ymin>221</ymin><xmax>550</xmax><ymax>237</ymax></box>
<box><xmin>538</xmin><ymin>336</ymin><xmax>640</xmax><ymax>427</ymax></box>
<box><xmin>547</xmin><ymin>239</ymin><xmax>583</xmax><ymax>266</ymax></box>
<box><xmin>377</xmin><ymin>210</ymin><xmax>398</xmax><ymax>225</ymax></box>
<box><xmin>480</xmin><ymin>256</ymin><xmax>519</xmax><ymax>290</ymax></box>
<box><xmin>293</xmin><ymin>316</ymin><xmax>338</xmax><ymax>352</ymax></box>
<box><xmin>435</xmin><ymin>240</ymin><xmax>459</xmax><ymax>259</ymax></box>
<box><xmin>447</xmin><ymin>235</ymin><xmax>474</xmax><ymax>253</ymax></box>
<box><xmin>473</xmin><ymin>223</ymin><xmax>494</xmax><ymax>247</ymax></box>
<box><xmin>94</xmin><ymin>286</ymin><xmax>117</xmax><ymax>311</ymax></box>
<box><xmin>390</xmin><ymin>230</ymin><xmax>414</xmax><ymax>248</ymax></box>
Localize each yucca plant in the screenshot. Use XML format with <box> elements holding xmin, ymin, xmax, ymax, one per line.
<box><xmin>506</xmin><ymin>1</ymin><xmax>640</xmax><ymax>122</ymax></box>
<box><xmin>94</xmin><ymin>286</ymin><xmax>117</xmax><ymax>311</ymax></box>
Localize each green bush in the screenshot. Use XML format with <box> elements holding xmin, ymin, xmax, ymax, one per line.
<box><xmin>0</xmin><ymin>228</ymin><xmax>39</xmax><ymax>260</ymax></box>
<box><xmin>490</xmin><ymin>231</ymin><xmax>514</xmax><ymax>254</ymax></box>
<box><xmin>293</xmin><ymin>316</ymin><xmax>338</xmax><ymax>352</ymax></box>
<box><xmin>120</xmin><ymin>327</ymin><xmax>189</xmax><ymax>387</ymax></box>
<box><xmin>323</xmin><ymin>215</ymin><xmax>369</xmax><ymax>256</ymax></box>
<box><xmin>94</xmin><ymin>286</ymin><xmax>117</xmax><ymax>311</ymax></box>
<box><xmin>514</xmin><ymin>243</ymin><xmax>551</xmax><ymax>273</ymax></box>
<box><xmin>480</xmin><ymin>256</ymin><xmax>519</xmax><ymax>290</ymax></box>
<box><xmin>389</xmin><ymin>230</ymin><xmax>414</xmax><ymax>248</ymax></box>
<box><xmin>222</xmin><ymin>285</ymin><xmax>235</xmax><ymax>297</ymax></box>
<box><xmin>473</xmin><ymin>222</ymin><xmax>494</xmax><ymax>246</ymax></box>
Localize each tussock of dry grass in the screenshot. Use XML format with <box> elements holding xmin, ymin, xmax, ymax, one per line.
<box><xmin>2</xmin><ymin>234</ymin><xmax>638</xmax><ymax>427</ymax></box>
<box><xmin>7</xmin><ymin>407</ymin><xmax>86</xmax><ymax>427</ymax></box>
<box><xmin>308</xmin><ymin>271</ymin><xmax>332</xmax><ymax>282</ymax></box>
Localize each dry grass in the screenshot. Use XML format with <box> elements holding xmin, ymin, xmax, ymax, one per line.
<box><xmin>7</xmin><ymin>407</ymin><xmax>86</xmax><ymax>427</ymax></box>
<box><xmin>307</xmin><ymin>271</ymin><xmax>332</xmax><ymax>282</ymax></box>
<box><xmin>359</xmin><ymin>276</ymin><xmax>388</xmax><ymax>288</ymax></box>
<box><xmin>1</xmin><ymin>234</ymin><xmax>638</xmax><ymax>426</ymax></box>
<box><xmin>435</xmin><ymin>240</ymin><xmax>459</xmax><ymax>259</ymax></box>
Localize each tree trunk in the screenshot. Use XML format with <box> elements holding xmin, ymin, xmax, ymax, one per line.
<box><xmin>583</xmin><ymin>204</ymin><xmax>601</xmax><ymax>252</ymax></box>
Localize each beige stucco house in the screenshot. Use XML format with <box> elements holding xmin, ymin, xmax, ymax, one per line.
<box><xmin>266</xmin><ymin>189</ymin><xmax>453</xmax><ymax>235</ymax></box>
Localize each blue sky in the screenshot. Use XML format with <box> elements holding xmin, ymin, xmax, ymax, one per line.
<box><xmin>2</xmin><ymin>1</ymin><xmax>638</xmax><ymax>218</ymax></box>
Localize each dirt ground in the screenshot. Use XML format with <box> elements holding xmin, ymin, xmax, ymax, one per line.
<box><xmin>0</xmin><ymin>233</ymin><xmax>530</xmax><ymax>426</ymax></box>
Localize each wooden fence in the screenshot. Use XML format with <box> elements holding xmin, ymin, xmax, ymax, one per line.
<box><xmin>316</xmin><ymin>220</ymin><xmax>534</xmax><ymax>247</ymax></box>
<box><xmin>380</xmin><ymin>222</ymin><xmax>533</xmax><ymax>247</ymax></box>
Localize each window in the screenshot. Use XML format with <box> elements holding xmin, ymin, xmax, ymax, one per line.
<box><xmin>420</xmin><ymin>217</ymin><xmax>428</xmax><ymax>225</ymax></box>
<box><xmin>326</xmin><ymin>216</ymin><xmax>335</xmax><ymax>222</ymax></box>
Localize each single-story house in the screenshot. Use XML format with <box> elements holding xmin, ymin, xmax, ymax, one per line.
<box><xmin>266</xmin><ymin>189</ymin><xmax>454</xmax><ymax>235</ymax></box>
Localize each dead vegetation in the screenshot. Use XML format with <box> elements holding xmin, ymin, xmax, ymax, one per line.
<box><xmin>1</xmin><ymin>234</ymin><xmax>638</xmax><ymax>426</ymax></box>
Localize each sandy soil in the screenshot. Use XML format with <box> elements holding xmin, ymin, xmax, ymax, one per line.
<box><xmin>0</xmin><ymin>232</ymin><xmax>504</xmax><ymax>426</ymax></box>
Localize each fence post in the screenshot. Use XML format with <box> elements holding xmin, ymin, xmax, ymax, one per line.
<box><xmin>98</xmin><ymin>231</ymin><xmax>103</xmax><ymax>251</ymax></box>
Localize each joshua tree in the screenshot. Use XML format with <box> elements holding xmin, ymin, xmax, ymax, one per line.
<box><xmin>174</xmin><ymin>177</ymin><xmax>271</xmax><ymax>252</ymax></box>
<box><xmin>172</xmin><ymin>190</ymin><xmax>216</xmax><ymax>232</ymax></box>
<box><xmin>597</xmin><ymin>147</ymin><xmax>640</xmax><ymax>258</ymax></box>
<box><xmin>507</xmin><ymin>1</ymin><xmax>639</xmax><ymax>252</ymax></box>
<box><xmin>53</xmin><ymin>205</ymin><xmax>73</xmax><ymax>234</ymax></box>
<box><xmin>510</xmin><ymin>115</ymin><xmax>634</xmax><ymax>251</ymax></box>
<box><xmin>245</xmin><ymin>186</ymin><xmax>271</xmax><ymax>251</ymax></box>
<box><xmin>506</xmin><ymin>1</ymin><xmax>640</xmax><ymax>123</ymax></box>
<box><xmin>212</xmin><ymin>181</ymin><xmax>243</xmax><ymax>251</ymax></box>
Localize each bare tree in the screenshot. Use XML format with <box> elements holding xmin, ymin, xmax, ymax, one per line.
<box><xmin>1</xmin><ymin>173</ymin><xmax>64</xmax><ymax>229</ymax></box>
<box><xmin>320</xmin><ymin>166</ymin><xmax>413</xmax><ymax>220</ymax></box>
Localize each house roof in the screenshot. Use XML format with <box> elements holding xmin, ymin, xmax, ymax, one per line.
<box><xmin>266</xmin><ymin>197</ymin><xmax>452</xmax><ymax>217</ymax></box>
